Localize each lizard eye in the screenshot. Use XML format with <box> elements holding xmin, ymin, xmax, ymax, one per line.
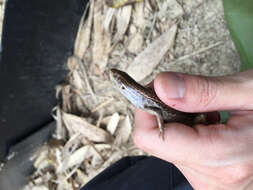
<box><xmin>121</xmin><ymin>85</ymin><xmax>125</xmax><ymax>90</ymax></box>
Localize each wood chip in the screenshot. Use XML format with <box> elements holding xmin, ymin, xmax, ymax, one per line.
<box><xmin>115</xmin><ymin>115</ymin><xmax>132</xmax><ymax>144</ymax></box>
<box><xmin>106</xmin><ymin>112</ymin><xmax>120</xmax><ymax>135</ymax></box>
<box><xmin>33</xmin><ymin>146</ymin><xmax>49</xmax><ymax>169</ymax></box>
<box><xmin>101</xmin><ymin>115</ymin><xmax>124</xmax><ymax>126</ymax></box>
<box><xmin>62</xmin><ymin>112</ymin><xmax>113</xmax><ymax>143</ymax></box>
<box><xmin>63</xmin><ymin>146</ymin><xmax>89</xmax><ymax>170</ymax></box>
<box><xmin>62</xmin><ymin>133</ymin><xmax>81</xmax><ymax>157</ymax></box>
<box><xmin>61</xmin><ymin>85</ymin><xmax>72</xmax><ymax>112</ymax></box>
<box><xmin>94</xmin><ymin>144</ymin><xmax>112</xmax><ymax>151</ymax></box>
<box><xmin>96</xmin><ymin>111</ymin><xmax>104</xmax><ymax>128</ymax></box>
<box><xmin>76</xmin><ymin>169</ymin><xmax>89</xmax><ymax>185</ymax></box>
<box><xmin>127</xmin><ymin>32</ymin><xmax>144</xmax><ymax>53</ymax></box>
<box><xmin>126</xmin><ymin>24</ymin><xmax>178</xmax><ymax>81</ymax></box>
<box><xmin>91</xmin><ymin>98</ymin><xmax>114</xmax><ymax>112</ymax></box>
<box><xmin>52</xmin><ymin>106</ymin><xmax>66</xmax><ymax>140</ymax></box>
<box><xmin>28</xmin><ymin>186</ymin><xmax>48</xmax><ymax>190</ymax></box>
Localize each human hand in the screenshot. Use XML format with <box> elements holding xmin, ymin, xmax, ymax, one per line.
<box><xmin>133</xmin><ymin>70</ymin><xmax>253</xmax><ymax>190</ymax></box>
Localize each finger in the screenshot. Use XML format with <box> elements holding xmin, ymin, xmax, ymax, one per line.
<box><xmin>133</xmin><ymin>117</ymin><xmax>202</xmax><ymax>163</ymax></box>
<box><xmin>134</xmin><ymin>108</ymin><xmax>157</xmax><ymax>130</ymax></box>
<box><xmin>133</xmin><ymin>108</ymin><xmax>251</xmax><ymax>166</ymax></box>
<box><xmin>154</xmin><ymin>70</ymin><xmax>253</xmax><ymax>112</ymax></box>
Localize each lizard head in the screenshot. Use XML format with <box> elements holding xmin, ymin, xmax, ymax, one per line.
<box><xmin>110</xmin><ymin>68</ymin><xmax>131</xmax><ymax>91</ymax></box>
<box><xmin>109</xmin><ymin>68</ymin><xmax>155</xmax><ymax>109</ymax></box>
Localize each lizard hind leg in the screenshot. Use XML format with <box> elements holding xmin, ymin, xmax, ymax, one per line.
<box><xmin>143</xmin><ymin>106</ymin><xmax>165</xmax><ymax>140</ymax></box>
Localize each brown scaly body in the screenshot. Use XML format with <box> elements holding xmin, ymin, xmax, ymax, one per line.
<box><xmin>110</xmin><ymin>69</ymin><xmax>206</xmax><ymax>138</ymax></box>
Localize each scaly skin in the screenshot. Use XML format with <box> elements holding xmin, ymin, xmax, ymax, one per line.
<box><xmin>110</xmin><ymin>68</ymin><xmax>206</xmax><ymax>138</ymax></box>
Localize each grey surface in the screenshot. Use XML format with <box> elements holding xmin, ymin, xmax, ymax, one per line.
<box><xmin>0</xmin><ymin>122</ymin><xmax>55</xmax><ymax>190</ymax></box>
<box><xmin>0</xmin><ymin>0</ymin><xmax>86</xmax><ymax>160</ymax></box>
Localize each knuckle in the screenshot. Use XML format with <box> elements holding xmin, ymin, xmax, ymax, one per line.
<box><xmin>224</xmin><ymin>165</ymin><xmax>253</xmax><ymax>185</ymax></box>
<box><xmin>132</xmin><ymin>129</ymin><xmax>146</xmax><ymax>150</ymax></box>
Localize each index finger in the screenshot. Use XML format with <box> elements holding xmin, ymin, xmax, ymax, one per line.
<box><xmin>134</xmin><ymin>108</ymin><xmax>158</xmax><ymax>130</ymax></box>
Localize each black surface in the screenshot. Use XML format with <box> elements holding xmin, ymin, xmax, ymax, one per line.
<box><xmin>0</xmin><ymin>0</ymin><xmax>87</xmax><ymax>160</ymax></box>
<box><xmin>82</xmin><ymin>156</ymin><xmax>193</xmax><ymax>190</ymax></box>
<box><xmin>0</xmin><ymin>122</ymin><xmax>55</xmax><ymax>190</ymax></box>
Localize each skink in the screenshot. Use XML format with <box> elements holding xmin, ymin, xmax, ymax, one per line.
<box><xmin>110</xmin><ymin>68</ymin><xmax>206</xmax><ymax>138</ymax></box>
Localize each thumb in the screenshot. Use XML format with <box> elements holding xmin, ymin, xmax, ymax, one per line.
<box><xmin>154</xmin><ymin>70</ymin><xmax>253</xmax><ymax>112</ymax></box>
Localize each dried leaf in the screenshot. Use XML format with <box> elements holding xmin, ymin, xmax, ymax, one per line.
<box><xmin>113</xmin><ymin>5</ymin><xmax>132</xmax><ymax>42</ymax></box>
<box><xmin>93</xmin><ymin>1</ymin><xmax>112</xmax><ymax>72</ymax></box>
<box><xmin>62</xmin><ymin>112</ymin><xmax>113</xmax><ymax>143</ymax></box>
<box><xmin>104</xmin><ymin>8</ymin><xmax>116</xmax><ymax>32</ymax></box>
<box><xmin>106</xmin><ymin>112</ymin><xmax>120</xmax><ymax>135</ymax></box>
<box><xmin>74</xmin><ymin>57</ymin><xmax>97</xmax><ymax>101</ymax></box>
<box><xmin>126</xmin><ymin>24</ymin><xmax>178</xmax><ymax>81</ymax></box>
<box><xmin>74</xmin><ymin>1</ymin><xmax>94</xmax><ymax>58</ymax></box>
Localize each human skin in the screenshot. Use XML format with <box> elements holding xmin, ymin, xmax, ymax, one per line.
<box><xmin>133</xmin><ymin>70</ymin><xmax>253</xmax><ymax>190</ymax></box>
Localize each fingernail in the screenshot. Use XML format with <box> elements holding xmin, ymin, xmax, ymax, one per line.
<box><xmin>162</xmin><ymin>73</ymin><xmax>185</xmax><ymax>99</ymax></box>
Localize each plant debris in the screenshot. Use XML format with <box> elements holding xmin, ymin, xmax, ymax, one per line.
<box><xmin>126</xmin><ymin>23</ymin><xmax>178</xmax><ymax>82</ymax></box>
<box><xmin>106</xmin><ymin>0</ymin><xmax>142</xmax><ymax>9</ymax></box>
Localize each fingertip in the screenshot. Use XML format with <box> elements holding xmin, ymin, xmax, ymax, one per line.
<box><xmin>133</xmin><ymin>109</ymin><xmax>158</xmax><ymax>149</ymax></box>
